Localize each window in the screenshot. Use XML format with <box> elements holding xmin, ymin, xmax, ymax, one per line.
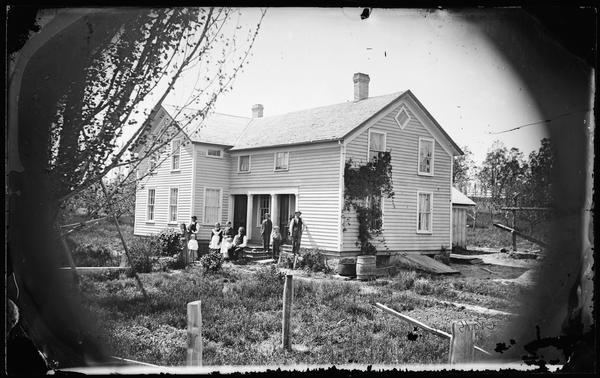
<box><xmin>274</xmin><ymin>152</ymin><xmax>289</xmax><ymax>171</ymax></box>
<box><xmin>258</xmin><ymin>195</ymin><xmax>270</xmax><ymax>223</ymax></box>
<box><xmin>238</xmin><ymin>155</ymin><xmax>250</xmax><ymax>172</ymax></box>
<box><xmin>204</xmin><ymin>188</ymin><xmax>221</xmax><ymax>224</ymax></box>
<box><xmin>368</xmin><ymin>130</ymin><xmax>386</xmax><ymax>161</ymax></box>
<box><xmin>147</xmin><ymin>189</ymin><xmax>155</xmax><ymax>221</ymax></box>
<box><xmin>394</xmin><ymin>106</ymin><xmax>411</xmax><ymax>129</ymax></box>
<box><xmin>169</xmin><ymin>188</ymin><xmax>178</xmax><ymax>223</ymax></box>
<box><xmin>366</xmin><ymin>194</ymin><xmax>383</xmax><ymax>230</ymax></box>
<box><xmin>418</xmin><ymin>137</ymin><xmax>434</xmax><ymax>175</ymax></box>
<box><xmin>417</xmin><ymin>192</ymin><xmax>433</xmax><ymax>233</ymax></box>
<box><xmin>207</xmin><ymin>149</ymin><xmax>222</xmax><ymax>158</ymax></box>
<box><xmin>171</xmin><ymin>140</ymin><xmax>181</xmax><ymax>171</ymax></box>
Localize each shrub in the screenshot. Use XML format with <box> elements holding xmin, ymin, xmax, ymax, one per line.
<box><xmin>297</xmin><ymin>249</ymin><xmax>332</xmax><ymax>273</ymax></box>
<box><xmin>128</xmin><ymin>238</ymin><xmax>153</xmax><ymax>274</ymax></box>
<box><xmin>278</xmin><ymin>254</ymin><xmax>295</xmax><ymax>269</ymax></box>
<box><xmin>71</xmin><ymin>243</ymin><xmax>118</xmax><ymax>267</ymax></box>
<box><xmin>200</xmin><ymin>250</ymin><xmax>223</xmax><ymax>273</ymax></box>
<box><xmin>157</xmin><ymin>228</ymin><xmax>184</xmax><ymax>257</ymax></box>
<box><xmin>413</xmin><ymin>277</ymin><xmax>434</xmax><ymax>295</ymax></box>
<box><xmin>255</xmin><ymin>264</ymin><xmax>286</xmax><ymax>285</ymax></box>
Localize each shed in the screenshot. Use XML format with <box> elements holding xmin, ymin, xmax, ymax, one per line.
<box><xmin>451</xmin><ymin>187</ymin><xmax>476</xmax><ymax>249</ymax></box>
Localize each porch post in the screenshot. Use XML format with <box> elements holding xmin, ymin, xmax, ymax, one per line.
<box><xmin>228</xmin><ymin>195</ymin><xmax>234</xmax><ymax>223</ymax></box>
<box><xmin>246</xmin><ymin>194</ymin><xmax>254</xmax><ymax>241</ymax></box>
<box><xmin>271</xmin><ymin>194</ymin><xmax>279</xmax><ymax>228</ymax></box>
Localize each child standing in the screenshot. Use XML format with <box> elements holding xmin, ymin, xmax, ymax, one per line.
<box><xmin>271</xmin><ymin>226</ymin><xmax>282</xmax><ymax>260</ymax></box>
<box><xmin>187</xmin><ymin>233</ymin><xmax>199</xmax><ymax>262</ymax></box>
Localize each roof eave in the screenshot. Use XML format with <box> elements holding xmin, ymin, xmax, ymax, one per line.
<box><xmin>229</xmin><ymin>138</ymin><xmax>341</xmax><ymax>152</ymax></box>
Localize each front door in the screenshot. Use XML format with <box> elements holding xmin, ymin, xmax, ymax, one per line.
<box><xmin>233</xmin><ymin>195</ymin><xmax>247</xmax><ymax>232</ymax></box>
<box><xmin>279</xmin><ymin>194</ymin><xmax>290</xmax><ymax>243</ymax></box>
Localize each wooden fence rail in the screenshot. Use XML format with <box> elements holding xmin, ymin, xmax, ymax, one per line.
<box><xmin>493</xmin><ymin>223</ymin><xmax>548</xmax><ymax>249</ymax></box>
<box><xmin>373</xmin><ymin>302</ymin><xmax>491</xmax><ymax>363</ymax></box>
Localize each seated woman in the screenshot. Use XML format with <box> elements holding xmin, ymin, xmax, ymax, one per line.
<box><xmin>228</xmin><ymin>227</ymin><xmax>247</xmax><ymax>261</ymax></box>
<box><xmin>208</xmin><ymin>222</ymin><xmax>223</xmax><ymax>254</ymax></box>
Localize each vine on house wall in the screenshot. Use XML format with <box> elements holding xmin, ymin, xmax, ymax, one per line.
<box><xmin>343</xmin><ymin>151</ymin><xmax>395</xmax><ymax>255</ymax></box>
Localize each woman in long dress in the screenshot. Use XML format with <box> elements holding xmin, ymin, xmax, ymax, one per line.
<box><xmin>208</xmin><ymin>222</ymin><xmax>223</xmax><ymax>254</ymax></box>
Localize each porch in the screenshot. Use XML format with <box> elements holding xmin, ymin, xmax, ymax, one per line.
<box><xmin>229</xmin><ymin>189</ymin><xmax>298</xmax><ymax>242</ymax></box>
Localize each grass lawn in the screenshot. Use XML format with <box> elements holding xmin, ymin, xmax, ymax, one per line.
<box><xmin>62</xmin><ymin>217</ymin><xmax>531</xmax><ymax>367</ymax></box>
<box><xmin>71</xmin><ymin>263</ymin><xmax>527</xmax><ymax>366</ymax></box>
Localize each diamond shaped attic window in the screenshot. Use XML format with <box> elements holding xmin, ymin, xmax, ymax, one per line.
<box><xmin>395</xmin><ymin>107</ymin><xmax>410</xmax><ymax>129</ymax></box>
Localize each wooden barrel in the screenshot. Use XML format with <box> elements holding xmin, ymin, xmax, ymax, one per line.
<box><xmin>356</xmin><ymin>255</ymin><xmax>376</xmax><ymax>281</ymax></box>
<box><xmin>337</xmin><ymin>258</ymin><xmax>356</xmax><ymax>276</ymax></box>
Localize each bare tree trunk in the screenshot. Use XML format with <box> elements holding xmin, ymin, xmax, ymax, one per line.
<box><xmin>100</xmin><ymin>180</ymin><xmax>147</xmax><ymax>299</ymax></box>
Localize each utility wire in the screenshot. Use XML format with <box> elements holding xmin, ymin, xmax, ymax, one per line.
<box><xmin>488</xmin><ymin>109</ymin><xmax>590</xmax><ymax>135</ymax></box>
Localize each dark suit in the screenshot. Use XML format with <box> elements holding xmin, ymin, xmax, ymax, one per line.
<box><xmin>261</xmin><ymin>218</ymin><xmax>273</xmax><ymax>252</ymax></box>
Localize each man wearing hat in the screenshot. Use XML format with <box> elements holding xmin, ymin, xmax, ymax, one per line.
<box><xmin>260</xmin><ymin>213</ymin><xmax>273</xmax><ymax>253</ymax></box>
<box><xmin>289</xmin><ymin>210</ymin><xmax>306</xmax><ymax>254</ymax></box>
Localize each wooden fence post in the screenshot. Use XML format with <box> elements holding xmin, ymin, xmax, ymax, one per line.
<box><xmin>282</xmin><ymin>274</ymin><xmax>294</xmax><ymax>350</ymax></box>
<box><xmin>187</xmin><ymin>300</ymin><xmax>202</xmax><ymax>366</ymax></box>
<box><xmin>448</xmin><ymin>321</ymin><xmax>475</xmax><ymax>364</ymax></box>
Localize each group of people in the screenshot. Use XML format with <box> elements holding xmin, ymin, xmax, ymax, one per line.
<box><xmin>260</xmin><ymin>210</ymin><xmax>306</xmax><ymax>257</ymax></box>
<box><xmin>207</xmin><ymin>221</ymin><xmax>248</xmax><ymax>261</ymax></box>
<box><xmin>183</xmin><ymin>210</ymin><xmax>306</xmax><ymax>262</ymax></box>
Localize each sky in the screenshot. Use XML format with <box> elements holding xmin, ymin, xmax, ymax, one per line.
<box><xmin>160</xmin><ymin>8</ymin><xmax>550</xmax><ymax>165</ymax></box>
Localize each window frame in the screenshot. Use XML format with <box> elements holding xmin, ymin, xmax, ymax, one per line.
<box><xmin>206</xmin><ymin>148</ymin><xmax>223</xmax><ymax>159</ymax></box>
<box><xmin>168</xmin><ymin>187</ymin><xmax>179</xmax><ymax>225</ymax></box>
<box><xmin>171</xmin><ymin>139</ymin><xmax>181</xmax><ymax>172</ymax></box>
<box><xmin>203</xmin><ymin>187</ymin><xmax>222</xmax><ymax>225</ymax></box>
<box><xmin>367</xmin><ymin>129</ymin><xmax>387</xmax><ymax>162</ymax></box>
<box><xmin>416</xmin><ymin>191</ymin><xmax>433</xmax><ymax>234</ymax></box>
<box><xmin>257</xmin><ymin>195</ymin><xmax>271</xmax><ymax>225</ymax></box>
<box><xmin>274</xmin><ymin>151</ymin><xmax>290</xmax><ymax>171</ymax></box>
<box><xmin>146</xmin><ymin>188</ymin><xmax>156</xmax><ymax>223</ymax></box>
<box><xmin>417</xmin><ymin>137</ymin><xmax>435</xmax><ymax>176</ymax></box>
<box><xmin>238</xmin><ymin>155</ymin><xmax>251</xmax><ymax>173</ymax></box>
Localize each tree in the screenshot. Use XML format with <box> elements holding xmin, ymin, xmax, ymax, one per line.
<box><xmin>477</xmin><ymin>141</ymin><xmax>527</xmax><ymax>222</ymax></box>
<box><xmin>7</xmin><ymin>7</ymin><xmax>265</xmax><ymax>367</ymax></box>
<box><xmin>453</xmin><ymin>145</ymin><xmax>474</xmax><ymax>193</ymax></box>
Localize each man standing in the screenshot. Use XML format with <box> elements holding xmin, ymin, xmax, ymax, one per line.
<box><xmin>260</xmin><ymin>213</ymin><xmax>273</xmax><ymax>253</ymax></box>
<box><xmin>289</xmin><ymin>211</ymin><xmax>305</xmax><ymax>254</ymax></box>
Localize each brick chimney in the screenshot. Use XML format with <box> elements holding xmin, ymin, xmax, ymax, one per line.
<box><xmin>252</xmin><ymin>104</ymin><xmax>264</xmax><ymax>118</ymax></box>
<box><xmin>353</xmin><ymin>73</ymin><xmax>370</xmax><ymax>101</ymax></box>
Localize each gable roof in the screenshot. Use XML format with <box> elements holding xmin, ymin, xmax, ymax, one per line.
<box><xmin>158</xmin><ymin>90</ymin><xmax>462</xmax><ymax>155</ymax></box>
<box><xmin>229</xmin><ymin>92</ymin><xmax>405</xmax><ymax>151</ymax></box>
<box><xmin>162</xmin><ymin>104</ymin><xmax>251</xmax><ymax>146</ymax></box>
<box><xmin>451</xmin><ymin>187</ymin><xmax>476</xmax><ymax>206</ymax></box>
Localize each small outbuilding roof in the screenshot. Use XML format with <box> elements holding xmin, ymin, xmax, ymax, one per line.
<box><xmin>451</xmin><ymin>187</ymin><xmax>476</xmax><ymax>206</ymax></box>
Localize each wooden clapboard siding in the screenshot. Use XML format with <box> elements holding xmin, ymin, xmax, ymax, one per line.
<box><xmin>452</xmin><ymin>206</ymin><xmax>468</xmax><ymax>248</ymax></box>
<box><xmin>193</xmin><ymin>144</ymin><xmax>231</xmax><ymax>240</ymax></box>
<box><xmin>229</xmin><ymin>143</ymin><xmax>341</xmax><ymax>251</ymax></box>
<box><xmin>342</xmin><ymin>101</ymin><xmax>452</xmax><ymax>253</ymax></box>
<box><xmin>134</xmin><ymin>139</ymin><xmax>194</xmax><ymax>236</ymax></box>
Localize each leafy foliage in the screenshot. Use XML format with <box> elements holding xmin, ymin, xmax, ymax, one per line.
<box><xmin>70</xmin><ymin>243</ymin><xmax>118</xmax><ymax>267</ymax></box>
<box><xmin>127</xmin><ymin>238</ymin><xmax>155</xmax><ymax>274</ymax></box>
<box><xmin>297</xmin><ymin>249</ymin><xmax>333</xmax><ymax>273</ymax></box>
<box><xmin>453</xmin><ymin>145</ymin><xmax>475</xmax><ymax>192</ymax></box>
<box><xmin>199</xmin><ymin>250</ymin><xmax>223</xmax><ymax>273</ymax></box>
<box><xmin>343</xmin><ymin>152</ymin><xmax>394</xmax><ymax>255</ymax></box>
<box><xmin>157</xmin><ymin>228</ymin><xmax>184</xmax><ymax>257</ymax></box>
